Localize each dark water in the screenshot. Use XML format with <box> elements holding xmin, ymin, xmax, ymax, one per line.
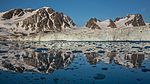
<box><xmin>0</xmin><ymin>41</ymin><xmax>150</xmax><ymax>84</ymax></box>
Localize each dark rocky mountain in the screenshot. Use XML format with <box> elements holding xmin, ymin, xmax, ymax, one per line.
<box><xmin>85</xmin><ymin>18</ymin><xmax>116</xmax><ymax>29</ymax></box>
<box><xmin>86</xmin><ymin>14</ymin><xmax>146</xmax><ymax>29</ymax></box>
<box><xmin>107</xmin><ymin>19</ymin><xmax>117</xmax><ymax>28</ymax></box>
<box><xmin>85</xmin><ymin>18</ymin><xmax>101</xmax><ymax>29</ymax></box>
<box><xmin>0</xmin><ymin>7</ymin><xmax>76</xmax><ymax>34</ymax></box>
<box><xmin>125</xmin><ymin>14</ymin><xmax>145</xmax><ymax>26</ymax></box>
<box><xmin>2</xmin><ymin>9</ymin><xmax>34</xmax><ymax>20</ymax></box>
<box><xmin>114</xmin><ymin>14</ymin><xmax>146</xmax><ymax>27</ymax></box>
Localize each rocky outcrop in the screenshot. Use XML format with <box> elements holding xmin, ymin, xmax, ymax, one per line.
<box><xmin>85</xmin><ymin>18</ymin><xmax>101</xmax><ymax>29</ymax></box>
<box><xmin>86</xmin><ymin>14</ymin><xmax>146</xmax><ymax>29</ymax></box>
<box><xmin>2</xmin><ymin>9</ymin><xmax>34</xmax><ymax>20</ymax></box>
<box><xmin>107</xmin><ymin>19</ymin><xmax>117</xmax><ymax>28</ymax></box>
<box><xmin>0</xmin><ymin>7</ymin><xmax>75</xmax><ymax>34</ymax></box>
<box><xmin>125</xmin><ymin>14</ymin><xmax>146</xmax><ymax>26</ymax></box>
<box><xmin>19</xmin><ymin>7</ymin><xmax>75</xmax><ymax>33</ymax></box>
<box><xmin>85</xmin><ymin>18</ymin><xmax>116</xmax><ymax>29</ymax></box>
<box><xmin>115</xmin><ymin>14</ymin><xmax>146</xmax><ymax>27</ymax></box>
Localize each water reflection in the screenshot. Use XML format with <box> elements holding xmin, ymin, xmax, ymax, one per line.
<box><xmin>0</xmin><ymin>41</ymin><xmax>150</xmax><ymax>74</ymax></box>
<box><xmin>1</xmin><ymin>41</ymin><xmax>150</xmax><ymax>84</ymax></box>
<box><xmin>84</xmin><ymin>52</ymin><xmax>101</xmax><ymax>65</ymax></box>
<box><xmin>0</xmin><ymin>50</ymin><xmax>148</xmax><ymax>73</ymax></box>
<box><xmin>84</xmin><ymin>51</ymin><xmax>145</xmax><ymax>68</ymax></box>
<box><xmin>126</xmin><ymin>53</ymin><xmax>145</xmax><ymax>68</ymax></box>
<box><xmin>1</xmin><ymin>48</ymin><xmax>74</xmax><ymax>73</ymax></box>
<box><xmin>26</xmin><ymin>50</ymin><xmax>74</xmax><ymax>73</ymax></box>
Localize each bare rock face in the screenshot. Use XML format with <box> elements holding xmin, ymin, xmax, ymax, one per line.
<box><xmin>19</xmin><ymin>7</ymin><xmax>75</xmax><ymax>33</ymax></box>
<box><xmin>85</xmin><ymin>18</ymin><xmax>101</xmax><ymax>29</ymax></box>
<box><xmin>86</xmin><ymin>18</ymin><xmax>116</xmax><ymax>29</ymax></box>
<box><xmin>107</xmin><ymin>19</ymin><xmax>117</xmax><ymax>28</ymax></box>
<box><xmin>20</xmin><ymin>7</ymin><xmax>75</xmax><ymax>33</ymax></box>
<box><xmin>2</xmin><ymin>9</ymin><xmax>24</xmax><ymax>19</ymax></box>
<box><xmin>1</xmin><ymin>7</ymin><xmax>75</xmax><ymax>34</ymax></box>
<box><xmin>2</xmin><ymin>9</ymin><xmax>34</xmax><ymax>20</ymax></box>
<box><xmin>115</xmin><ymin>14</ymin><xmax>146</xmax><ymax>27</ymax></box>
<box><xmin>86</xmin><ymin>14</ymin><xmax>146</xmax><ymax>29</ymax></box>
<box><xmin>125</xmin><ymin>14</ymin><xmax>146</xmax><ymax>26</ymax></box>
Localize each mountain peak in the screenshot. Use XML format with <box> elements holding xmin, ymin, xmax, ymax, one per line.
<box><xmin>85</xmin><ymin>18</ymin><xmax>101</xmax><ymax>29</ymax></box>
<box><xmin>86</xmin><ymin>18</ymin><xmax>116</xmax><ymax>29</ymax></box>
<box><xmin>103</xmin><ymin>19</ymin><xmax>112</xmax><ymax>23</ymax></box>
<box><xmin>86</xmin><ymin>14</ymin><xmax>146</xmax><ymax>29</ymax></box>
<box><xmin>41</xmin><ymin>6</ymin><xmax>51</xmax><ymax>9</ymax></box>
<box><xmin>0</xmin><ymin>7</ymin><xmax>76</xmax><ymax>35</ymax></box>
<box><xmin>115</xmin><ymin>14</ymin><xmax>146</xmax><ymax>28</ymax></box>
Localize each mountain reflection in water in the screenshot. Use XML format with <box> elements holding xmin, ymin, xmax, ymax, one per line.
<box><xmin>84</xmin><ymin>51</ymin><xmax>145</xmax><ymax>68</ymax></box>
<box><xmin>0</xmin><ymin>41</ymin><xmax>150</xmax><ymax>73</ymax></box>
<box><xmin>0</xmin><ymin>41</ymin><xmax>150</xmax><ymax>84</ymax></box>
<box><xmin>1</xmin><ymin>49</ymin><xmax>147</xmax><ymax>73</ymax></box>
<box><xmin>23</xmin><ymin>50</ymin><xmax>74</xmax><ymax>73</ymax></box>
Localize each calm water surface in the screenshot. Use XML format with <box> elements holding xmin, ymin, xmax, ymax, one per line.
<box><xmin>0</xmin><ymin>41</ymin><xmax>150</xmax><ymax>84</ymax></box>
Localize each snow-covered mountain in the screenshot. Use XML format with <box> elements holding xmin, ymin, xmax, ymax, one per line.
<box><xmin>86</xmin><ymin>18</ymin><xmax>116</xmax><ymax>29</ymax></box>
<box><xmin>86</xmin><ymin>14</ymin><xmax>146</xmax><ymax>29</ymax></box>
<box><xmin>0</xmin><ymin>7</ymin><xmax>75</xmax><ymax>35</ymax></box>
<box><xmin>114</xmin><ymin>14</ymin><xmax>146</xmax><ymax>28</ymax></box>
<box><xmin>0</xmin><ymin>7</ymin><xmax>149</xmax><ymax>41</ymax></box>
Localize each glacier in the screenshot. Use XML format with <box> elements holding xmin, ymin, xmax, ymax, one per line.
<box><xmin>21</xmin><ymin>26</ymin><xmax>150</xmax><ymax>41</ymax></box>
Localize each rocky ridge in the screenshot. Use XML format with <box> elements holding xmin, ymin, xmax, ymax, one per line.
<box><xmin>0</xmin><ymin>7</ymin><xmax>76</xmax><ymax>35</ymax></box>
<box><xmin>86</xmin><ymin>14</ymin><xmax>146</xmax><ymax>29</ymax></box>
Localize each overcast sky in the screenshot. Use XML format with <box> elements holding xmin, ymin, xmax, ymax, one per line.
<box><xmin>0</xmin><ymin>0</ymin><xmax>149</xmax><ymax>26</ymax></box>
